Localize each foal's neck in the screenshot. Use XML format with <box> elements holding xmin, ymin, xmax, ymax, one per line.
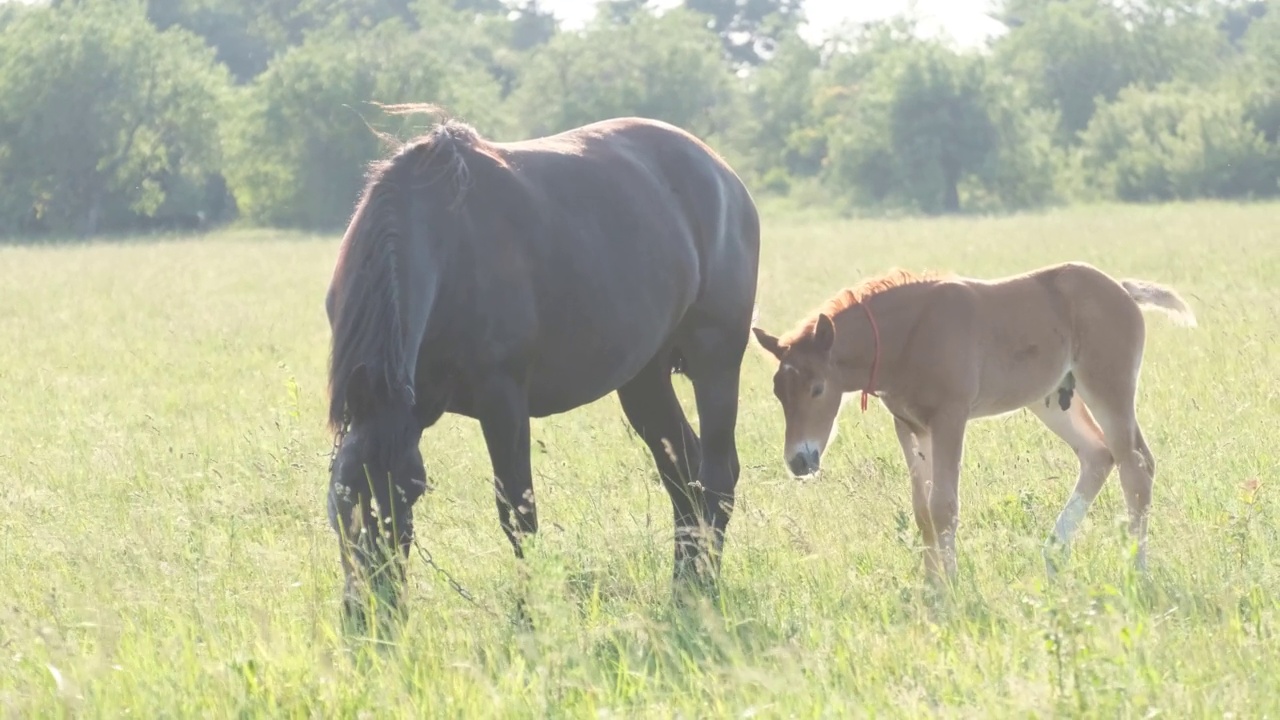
<box><xmin>829</xmin><ymin>283</ymin><xmax>933</xmax><ymax>395</ymax></box>
<box><xmin>830</xmin><ymin>304</ymin><xmax>879</xmax><ymax>394</ymax></box>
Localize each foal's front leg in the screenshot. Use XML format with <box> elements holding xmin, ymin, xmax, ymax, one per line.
<box><xmin>476</xmin><ymin>376</ymin><xmax>538</xmax><ymax>557</ymax></box>
<box><xmin>925</xmin><ymin>411</ymin><xmax>968</xmax><ymax>583</ymax></box>
<box><xmin>893</xmin><ymin>419</ymin><xmax>936</xmax><ymax>573</ymax></box>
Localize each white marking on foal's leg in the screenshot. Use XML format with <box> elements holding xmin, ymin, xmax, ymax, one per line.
<box><xmin>1043</xmin><ymin>491</ymin><xmax>1093</xmax><ymax>577</ymax></box>
<box><xmin>1051</xmin><ymin>491</ymin><xmax>1091</xmax><ymax>545</ymax></box>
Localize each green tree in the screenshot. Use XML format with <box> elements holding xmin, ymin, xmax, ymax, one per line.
<box><xmin>823</xmin><ymin>40</ymin><xmax>997</xmax><ymax>214</ymax></box>
<box><xmin>147</xmin><ymin>0</ymin><xmax>423</xmax><ymax>83</ymax></box>
<box><xmin>221</xmin><ymin>19</ymin><xmax>505</xmax><ymax>229</ymax></box>
<box><xmin>683</xmin><ymin>0</ymin><xmax>804</xmax><ymax>66</ymax></box>
<box><xmin>732</xmin><ymin>32</ymin><xmax>822</xmax><ymax>190</ymax></box>
<box><xmin>1079</xmin><ymin>81</ymin><xmax>1276</xmax><ymax>202</ymax></box>
<box><xmin>508</xmin><ymin>0</ymin><xmax>557</xmax><ymax>50</ymax></box>
<box><xmin>509</xmin><ymin>7</ymin><xmax>735</xmax><ymax>139</ymax></box>
<box><xmin>0</xmin><ymin>0</ymin><xmax>230</xmax><ymax>237</ymax></box>
<box><xmin>410</xmin><ymin>0</ymin><xmax>558</xmax><ymax>98</ymax></box>
<box><xmin>146</xmin><ymin>0</ymin><xmax>277</xmax><ymax>82</ymax></box>
<box><xmin>1238</xmin><ymin>5</ymin><xmax>1280</xmax><ymax>143</ymax></box>
<box><xmin>993</xmin><ymin>0</ymin><xmax>1226</xmax><ymax>142</ymax></box>
<box><xmin>1217</xmin><ymin>0</ymin><xmax>1268</xmax><ymax>48</ymax></box>
<box><xmin>598</xmin><ymin>0</ymin><xmax>652</xmax><ymax>25</ymax></box>
<box><xmin>973</xmin><ymin>79</ymin><xmax>1063</xmax><ymax>210</ymax></box>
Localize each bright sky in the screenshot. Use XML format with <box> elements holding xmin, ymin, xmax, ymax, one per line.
<box><xmin>542</xmin><ymin>0</ymin><xmax>1006</xmax><ymax>47</ymax></box>
<box><xmin>7</xmin><ymin>0</ymin><xmax>1005</xmax><ymax>46</ymax></box>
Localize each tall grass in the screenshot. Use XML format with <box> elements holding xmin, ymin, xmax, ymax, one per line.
<box><xmin>1</xmin><ymin>203</ymin><xmax>1277</xmax><ymax>717</ymax></box>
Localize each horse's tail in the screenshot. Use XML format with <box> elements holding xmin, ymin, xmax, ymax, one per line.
<box><xmin>1121</xmin><ymin>279</ymin><xmax>1197</xmax><ymax>328</ymax></box>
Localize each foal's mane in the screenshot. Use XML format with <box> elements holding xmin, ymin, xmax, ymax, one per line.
<box><xmin>782</xmin><ymin>268</ymin><xmax>946</xmax><ymax>344</ymax></box>
<box><xmin>327</xmin><ymin>107</ymin><xmax>503</xmax><ymax>430</ymax></box>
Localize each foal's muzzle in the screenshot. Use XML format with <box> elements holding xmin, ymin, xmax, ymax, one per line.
<box><xmin>787</xmin><ymin>448</ymin><xmax>821</xmax><ymax>477</ymax></box>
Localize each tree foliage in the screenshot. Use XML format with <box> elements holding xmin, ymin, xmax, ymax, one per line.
<box><xmin>221</xmin><ymin>17</ymin><xmax>504</xmax><ymax>229</ymax></box>
<box><xmin>0</xmin><ymin>0</ymin><xmax>229</xmax><ymax>237</ymax></box>
<box><xmin>822</xmin><ymin>39</ymin><xmax>1001</xmax><ymax>214</ymax></box>
<box><xmin>1080</xmin><ymin>82</ymin><xmax>1276</xmax><ymax>202</ymax></box>
<box><xmin>992</xmin><ymin>0</ymin><xmax>1225</xmax><ymax>142</ymax></box>
<box><xmin>3</xmin><ymin>0</ymin><xmax>1280</xmax><ymax>238</ymax></box>
<box><xmin>683</xmin><ymin>0</ymin><xmax>805</xmax><ymax>66</ymax></box>
<box><xmin>510</xmin><ymin>8</ymin><xmax>733</xmax><ymax>139</ymax></box>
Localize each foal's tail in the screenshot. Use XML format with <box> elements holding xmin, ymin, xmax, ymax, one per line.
<box><xmin>1121</xmin><ymin>279</ymin><xmax>1198</xmax><ymax>328</ymax></box>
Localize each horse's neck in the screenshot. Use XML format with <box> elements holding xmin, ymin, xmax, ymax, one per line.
<box><xmin>390</xmin><ymin>233</ymin><xmax>448</xmax><ymax>390</ymax></box>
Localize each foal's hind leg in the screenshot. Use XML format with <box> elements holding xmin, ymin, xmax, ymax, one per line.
<box><xmin>1074</xmin><ymin>378</ymin><xmax>1156</xmax><ymax>571</ymax></box>
<box><xmin>1029</xmin><ymin>395</ymin><xmax>1115</xmax><ymax>573</ymax></box>
<box><xmin>617</xmin><ymin>350</ymin><xmax>703</xmax><ymax>582</ymax></box>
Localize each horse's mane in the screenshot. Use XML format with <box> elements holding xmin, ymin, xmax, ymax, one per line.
<box><xmin>782</xmin><ymin>268</ymin><xmax>947</xmax><ymax>344</ymax></box>
<box><xmin>327</xmin><ymin>108</ymin><xmax>503</xmax><ymax>430</ymax></box>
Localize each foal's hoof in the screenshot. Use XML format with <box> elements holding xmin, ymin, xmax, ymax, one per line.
<box><xmin>1042</xmin><ymin>537</ymin><xmax>1071</xmax><ymax>579</ymax></box>
<box><xmin>1130</xmin><ymin>549</ymin><xmax>1149</xmax><ymax>575</ymax></box>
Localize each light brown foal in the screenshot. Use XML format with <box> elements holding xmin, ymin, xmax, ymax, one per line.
<box><xmin>752</xmin><ymin>262</ymin><xmax>1196</xmax><ymax>582</ymax></box>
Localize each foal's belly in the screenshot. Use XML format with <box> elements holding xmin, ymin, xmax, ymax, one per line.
<box><xmin>969</xmin><ymin>346</ymin><xmax>1072</xmax><ymax>419</ymax></box>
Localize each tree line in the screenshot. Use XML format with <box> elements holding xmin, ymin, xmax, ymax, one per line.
<box><xmin>0</xmin><ymin>0</ymin><xmax>1276</xmax><ymax>238</ymax></box>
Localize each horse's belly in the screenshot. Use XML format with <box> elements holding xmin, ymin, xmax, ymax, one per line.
<box><xmin>524</xmin><ymin>328</ymin><xmax>676</xmax><ymax>417</ymax></box>
<box><xmin>522</xmin><ymin>278</ymin><xmax>696</xmax><ymax>417</ymax></box>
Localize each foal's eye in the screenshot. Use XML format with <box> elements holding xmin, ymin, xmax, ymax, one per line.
<box><xmin>810</xmin><ymin>383</ymin><xmax>824</xmax><ymax>398</ymax></box>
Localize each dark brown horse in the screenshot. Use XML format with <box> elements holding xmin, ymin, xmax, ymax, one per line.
<box><xmin>324</xmin><ymin>112</ymin><xmax>760</xmax><ymax>625</ymax></box>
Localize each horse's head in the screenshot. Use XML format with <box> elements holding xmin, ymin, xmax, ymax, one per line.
<box><xmin>327</xmin><ymin>363</ymin><xmax>427</xmax><ymax>626</ymax></box>
<box><xmin>752</xmin><ymin>314</ymin><xmax>844</xmax><ymax>477</ymax></box>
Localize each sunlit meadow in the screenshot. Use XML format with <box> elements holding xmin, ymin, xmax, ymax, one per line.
<box><xmin>2</xmin><ymin>202</ymin><xmax>1277</xmax><ymax>717</ymax></box>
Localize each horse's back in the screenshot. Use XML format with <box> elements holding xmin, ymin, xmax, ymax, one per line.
<box><xmin>553</xmin><ymin>118</ymin><xmax>760</xmax><ymax>313</ymax></box>
<box><xmin>587</xmin><ymin>119</ymin><xmax>762</xmax><ymax>343</ymax></box>
<box><xmin>503</xmin><ymin>117</ymin><xmax>757</xmax><ymax>242</ymax></box>
<box><xmin>499</xmin><ymin>117</ymin><xmax>759</xmax><ymax>315</ymax></box>
<box><xmin>473</xmin><ymin>119</ymin><xmax>759</xmax><ymax>411</ymax></box>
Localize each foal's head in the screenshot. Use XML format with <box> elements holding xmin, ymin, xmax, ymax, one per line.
<box><xmin>752</xmin><ymin>314</ymin><xmax>844</xmax><ymax>477</ymax></box>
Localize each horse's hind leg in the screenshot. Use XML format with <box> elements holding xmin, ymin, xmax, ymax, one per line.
<box><xmin>1029</xmin><ymin>394</ymin><xmax>1115</xmax><ymax>573</ymax></box>
<box><xmin>617</xmin><ymin>349</ymin><xmax>703</xmax><ymax>581</ymax></box>
<box><xmin>674</xmin><ymin>322</ymin><xmax>748</xmax><ymax>589</ymax></box>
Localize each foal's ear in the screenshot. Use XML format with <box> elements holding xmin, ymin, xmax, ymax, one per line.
<box><xmin>345</xmin><ymin>363</ymin><xmax>376</xmax><ymax>419</ymax></box>
<box><xmin>813</xmin><ymin>313</ymin><xmax>835</xmax><ymax>354</ymax></box>
<box><xmin>752</xmin><ymin>327</ymin><xmax>784</xmax><ymax>360</ymax></box>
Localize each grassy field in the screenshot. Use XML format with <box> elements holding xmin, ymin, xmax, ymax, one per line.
<box><xmin>2</xmin><ymin>202</ymin><xmax>1278</xmax><ymax>717</ymax></box>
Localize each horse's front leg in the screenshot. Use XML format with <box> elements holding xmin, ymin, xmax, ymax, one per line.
<box><xmin>476</xmin><ymin>375</ymin><xmax>537</xmax><ymax>558</ymax></box>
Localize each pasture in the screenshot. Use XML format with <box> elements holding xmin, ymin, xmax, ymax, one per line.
<box><xmin>2</xmin><ymin>202</ymin><xmax>1278</xmax><ymax>717</ymax></box>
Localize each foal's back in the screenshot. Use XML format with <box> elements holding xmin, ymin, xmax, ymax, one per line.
<box><xmin>955</xmin><ymin>262</ymin><xmax>1143</xmax><ymax>416</ymax></box>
